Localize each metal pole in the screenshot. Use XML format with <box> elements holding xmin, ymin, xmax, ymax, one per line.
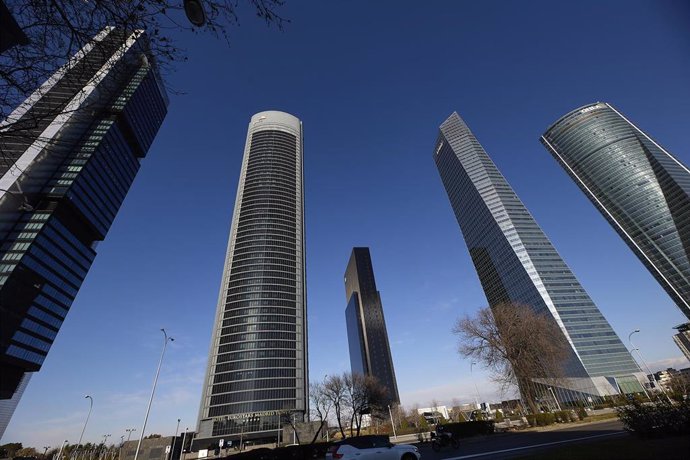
<box><xmin>180</xmin><ymin>428</ymin><xmax>188</xmax><ymax>456</ymax></box>
<box><xmin>134</xmin><ymin>329</ymin><xmax>174</xmax><ymax>460</ymax></box>
<box><xmin>629</xmin><ymin>330</ymin><xmax>671</xmax><ymax>402</ymax></box>
<box><xmin>387</xmin><ymin>405</ymin><xmax>397</xmax><ymax>440</ymax></box>
<box><xmin>58</xmin><ymin>441</ymin><xmax>69</xmax><ymax>460</ymax></box>
<box><xmin>171</xmin><ymin>419</ymin><xmax>180</xmax><ymax>460</ymax></box>
<box><xmin>470</xmin><ymin>362</ymin><xmax>482</xmax><ymax>409</ymax></box>
<box><xmin>548</xmin><ymin>388</ymin><xmax>562</xmax><ymax>411</ymax></box>
<box><xmin>126</xmin><ymin>429</ymin><xmax>136</xmax><ymax>442</ymax></box>
<box><xmin>78</xmin><ymin>396</ymin><xmax>94</xmax><ymax>446</ymax></box>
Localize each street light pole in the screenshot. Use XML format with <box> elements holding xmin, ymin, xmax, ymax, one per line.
<box><xmin>171</xmin><ymin>419</ymin><xmax>180</xmax><ymax>460</ymax></box>
<box><xmin>387</xmin><ymin>405</ymin><xmax>397</xmax><ymax>440</ymax></box>
<box><xmin>629</xmin><ymin>329</ymin><xmax>670</xmax><ymax>402</ymax></box>
<box><xmin>125</xmin><ymin>429</ymin><xmax>136</xmax><ymax>442</ymax></box>
<box><xmin>470</xmin><ymin>362</ymin><xmax>482</xmax><ymax>409</ymax></box>
<box><xmin>57</xmin><ymin>440</ymin><xmax>68</xmax><ymax>460</ymax></box>
<box><xmin>547</xmin><ymin>387</ymin><xmax>562</xmax><ymax>411</ymax></box>
<box><xmin>180</xmin><ymin>428</ymin><xmax>188</xmax><ymax>456</ymax></box>
<box><xmin>133</xmin><ymin>329</ymin><xmax>174</xmax><ymax>460</ymax></box>
<box><xmin>78</xmin><ymin>395</ymin><xmax>94</xmax><ymax>447</ymax></box>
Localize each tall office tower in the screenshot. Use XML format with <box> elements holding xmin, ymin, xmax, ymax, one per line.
<box><xmin>434</xmin><ymin>112</ymin><xmax>645</xmax><ymax>400</ymax></box>
<box><xmin>0</xmin><ymin>373</ymin><xmax>30</xmax><ymax>441</ymax></box>
<box><xmin>673</xmin><ymin>323</ymin><xmax>690</xmax><ymax>362</ymax></box>
<box><xmin>196</xmin><ymin>111</ymin><xmax>307</xmax><ymax>448</ymax></box>
<box><xmin>541</xmin><ymin>103</ymin><xmax>690</xmax><ymax>321</ymax></box>
<box><xmin>344</xmin><ymin>247</ymin><xmax>400</xmax><ymax>404</ymax></box>
<box><xmin>0</xmin><ymin>28</ymin><xmax>167</xmax><ymax>405</ymax></box>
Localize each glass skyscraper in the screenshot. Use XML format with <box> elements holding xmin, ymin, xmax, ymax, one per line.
<box><xmin>434</xmin><ymin>112</ymin><xmax>644</xmax><ymax>400</ymax></box>
<box><xmin>195</xmin><ymin>111</ymin><xmax>307</xmax><ymax>448</ymax></box>
<box><xmin>0</xmin><ymin>28</ymin><xmax>167</xmax><ymax>406</ymax></box>
<box><xmin>541</xmin><ymin>102</ymin><xmax>690</xmax><ymax>321</ymax></box>
<box><xmin>344</xmin><ymin>247</ymin><xmax>399</xmax><ymax>404</ymax></box>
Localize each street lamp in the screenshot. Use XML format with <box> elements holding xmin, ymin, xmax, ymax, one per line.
<box><xmin>470</xmin><ymin>362</ymin><xmax>482</xmax><ymax>409</ymax></box>
<box><xmin>78</xmin><ymin>395</ymin><xmax>93</xmax><ymax>446</ymax></box>
<box><xmin>57</xmin><ymin>441</ymin><xmax>68</xmax><ymax>460</ymax></box>
<box><xmin>387</xmin><ymin>405</ymin><xmax>397</xmax><ymax>440</ymax></box>
<box><xmin>133</xmin><ymin>329</ymin><xmax>174</xmax><ymax>460</ymax></box>
<box><xmin>629</xmin><ymin>329</ymin><xmax>670</xmax><ymax>401</ymax></box>
<box><xmin>547</xmin><ymin>387</ymin><xmax>562</xmax><ymax>412</ymax></box>
<box><xmin>125</xmin><ymin>429</ymin><xmax>136</xmax><ymax>442</ymax></box>
<box><xmin>102</xmin><ymin>434</ymin><xmax>111</xmax><ymax>445</ymax></box>
<box><xmin>170</xmin><ymin>419</ymin><xmax>181</xmax><ymax>459</ymax></box>
<box><xmin>180</xmin><ymin>428</ymin><xmax>188</xmax><ymax>455</ymax></box>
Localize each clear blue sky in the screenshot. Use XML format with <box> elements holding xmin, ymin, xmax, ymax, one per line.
<box><xmin>5</xmin><ymin>0</ymin><xmax>690</xmax><ymax>447</ymax></box>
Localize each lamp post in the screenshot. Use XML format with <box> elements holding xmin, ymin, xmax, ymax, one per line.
<box><xmin>102</xmin><ymin>435</ymin><xmax>111</xmax><ymax>446</ymax></box>
<box><xmin>171</xmin><ymin>419</ymin><xmax>180</xmax><ymax>459</ymax></box>
<box><xmin>78</xmin><ymin>395</ymin><xmax>93</xmax><ymax>447</ymax></box>
<box><xmin>547</xmin><ymin>387</ymin><xmax>562</xmax><ymax>411</ymax></box>
<box><xmin>180</xmin><ymin>428</ymin><xmax>188</xmax><ymax>456</ymax></box>
<box><xmin>125</xmin><ymin>429</ymin><xmax>136</xmax><ymax>442</ymax></box>
<box><xmin>387</xmin><ymin>405</ymin><xmax>397</xmax><ymax>440</ymax></box>
<box><xmin>470</xmin><ymin>362</ymin><xmax>482</xmax><ymax>409</ymax></box>
<box><xmin>133</xmin><ymin>329</ymin><xmax>174</xmax><ymax>460</ymax></box>
<box><xmin>629</xmin><ymin>329</ymin><xmax>670</xmax><ymax>402</ymax></box>
<box><xmin>57</xmin><ymin>440</ymin><xmax>68</xmax><ymax>460</ymax></box>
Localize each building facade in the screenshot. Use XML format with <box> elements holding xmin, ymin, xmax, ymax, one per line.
<box><xmin>195</xmin><ymin>111</ymin><xmax>307</xmax><ymax>448</ymax></box>
<box><xmin>344</xmin><ymin>247</ymin><xmax>400</xmax><ymax>404</ymax></box>
<box><xmin>673</xmin><ymin>323</ymin><xmax>690</xmax><ymax>362</ymax></box>
<box><xmin>0</xmin><ymin>28</ymin><xmax>167</xmax><ymax>404</ymax></box>
<box><xmin>541</xmin><ymin>103</ymin><xmax>690</xmax><ymax>321</ymax></box>
<box><xmin>434</xmin><ymin>112</ymin><xmax>645</xmax><ymax>401</ymax></box>
<box><xmin>0</xmin><ymin>373</ymin><xmax>29</xmax><ymax>441</ymax></box>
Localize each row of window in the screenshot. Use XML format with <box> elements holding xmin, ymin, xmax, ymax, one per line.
<box><xmin>221</xmin><ymin>316</ymin><xmax>297</xmax><ymax>327</ymax></box>
<box><xmin>226</xmin><ymin>292</ymin><xmax>297</xmax><ymax>302</ymax></box>
<box><xmin>214</xmin><ymin>358</ymin><xmax>296</xmax><ymax>374</ymax></box>
<box><xmin>213</xmin><ymin>367</ymin><xmax>296</xmax><ymax>383</ymax></box>
<box><xmin>209</xmin><ymin>389</ymin><xmax>296</xmax><ymax>406</ymax></box>
<box><xmin>217</xmin><ymin>340</ymin><xmax>296</xmax><ymax>354</ymax></box>
<box><xmin>208</xmin><ymin>399</ymin><xmax>295</xmax><ymax>417</ymax></box>
<box><xmin>216</xmin><ymin>349</ymin><xmax>296</xmax><ymax>363</ymax></box>
<box><xmin>211</xmin><ymin>378</ymin><xmax>296</xmax><ymax>396</ymax></box>
<box><xmin>219</xmin><ymin>331</ymin><xmax>296</xmax><ymax>344</ymax></box>
<box><xmin>224</xmin><ymin>298</ymin><xmax>297</xmax><ymax>309</ymax></box>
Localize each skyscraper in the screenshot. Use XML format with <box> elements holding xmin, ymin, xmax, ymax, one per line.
<box><xmin>196</xmin><ymin>111</ymin><xmax>307</xmax><ymax>448</ymax></box>
<box><xmin>344</xmin><ymin>247</ymin><xmax>399</xmax><ymax>404</ymax></box>
<box><xmin>541</xmin><ymin>102</ymin><xmax>690</xmax><ymax>321</ymax></box>
<box><xmin>672</xmin><ymin>323</ymin><xmax>690</xmax><ymax>362</ymax></box>
<box><xmin>0</xmin><ymin>28</ymin><xmax>167</xmax><ymax>405</ymax></box>
<box><xmin>434</xmin><ymin>112</ymin><xmax>644</xmax><ymax>400</ymax></box>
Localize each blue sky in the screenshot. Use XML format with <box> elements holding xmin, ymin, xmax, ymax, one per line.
<box><xmin>5</xmin><ymin>0</ymin><xmax>690</xmax><ymax>447</ymax></box>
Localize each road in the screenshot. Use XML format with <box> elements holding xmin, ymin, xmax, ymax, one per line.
<box><xmin>418</xmin><ymin>420</ymin><xmax>626</xmax><ymax>460</ymax></box>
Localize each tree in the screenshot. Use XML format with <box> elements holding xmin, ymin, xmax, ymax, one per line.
<box><xmin>322</xmin><ymin>372</ymin><xmax>388</xmax><ymax>438</ymax></box>
<box><xmin>453</xmin><ymin>302</ymin><xmax>569</xmax><ymax>414</ymax></box>
<box><xmin>344</xmin><ymin>373</ymin><xmax>387</xmax><ymax>437</ymax></box>
<box><xmin>308</xmin><ymin>381</ymin><xmax>333</xmax><ymax>444</ymax></box>
<box><xmin>1</xmin><ymin>443</ymin><xmax>23</xmax><ymax>458</ymax></box>
<box><xmin>0</xmin><ymin>1</ymin><xmax>287</xmax><ymax>147</ymax></box>
<box><xmin>15</xmin><ymin>447</ymin><xmax>38</xmax><ymax>457</ymax></box>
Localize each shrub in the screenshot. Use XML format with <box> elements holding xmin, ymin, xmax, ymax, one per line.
<box><xmin>526</xmin><ymin>414</ymin><xmax>537</xmax><ymax>427</ymax></box>
<box><xmin>494</xmin><ymin>410</ymin><xmax>504</xmax><ymax>422</ymax></box>
<box><xmin>577</xmin><ymin>406</ymin><xmax>588</xmax><ymax>420</ymax></box>
<box><xmin>616</xmin><ymin>399</ymin><xmax>690</xmax><ymax>437</ymax></box>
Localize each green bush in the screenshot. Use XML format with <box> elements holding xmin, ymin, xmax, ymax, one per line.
<box><xmin>554</xmin><ymin>410</ymin><xmax>575</xmax><ymax>423</ymax></box>
<box><xmin>494</xmin><ymin>410</ymin><xmax>504</xmax><ymax>422</ymax></box>
<box><xmin>529</xmin><ymin>413</ymin><xmax>556</xmax><ymax>426</ymax></box>
<box><xmin>616</xmin><ymin>399</ymin><xmax>690</xmax><ymax>437</ymax></box>
<box><xmin>577</xmin><ymin>406</ymin><xmax>588</xmax><ymax>419</ymax></box>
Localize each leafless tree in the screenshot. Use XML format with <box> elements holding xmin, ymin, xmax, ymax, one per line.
<box><xmin>453</xmin><ymin>302</ymin><xmax>569</xmax><ymax>414</ymax></box>
<box><xmin>308</xmin><ymin>381</ymin><xmax>332</xmax><ymax>444</ymax></box>
<box><xmin>344</xmin><ymin>372</ymin><xmax>387</xmax><ymax>436</ymax></box>
<box><xmin>323</xmin><ymin>373</ymin><xmax>348</xmax><ymax>438</ymax></box>
<box><xmin>0</xmin><ymin>1</ymin><xmax>287</xmax><ymax>159</ymax></box>
<box><xmin>322</xmin><ymin>372</ymin><xmax>388</xmax><ymax>438</ymax></box>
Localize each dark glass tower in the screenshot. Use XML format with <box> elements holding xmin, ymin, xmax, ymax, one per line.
<box><xmin>434</xmin><ymin>112</ymin><xmax>644</xmax><ymax>400</ymax></box>
<box><xmin>196</xmin><ymin>111</ymin><xmax>307</xmax><ymax>447</ymax></box>
<box><xmin>541</xmin><ymin>103</ymin><xmax>690</xmax><ymax>321</ymax></box>
<box><xmin>344</xmin><ymin>247</ymin><xmax>399</xmax><ymax>404</ymax></box>
<box><xmin>0</xmin><ymin>28</ymin><xmax>167</xmax><ymax>404</ymax></box>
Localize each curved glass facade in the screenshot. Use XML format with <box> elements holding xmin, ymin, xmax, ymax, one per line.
<box><xmin>434</xmin><ymin>112</ymin><xmax>643</xmax><ymax>400</ymax></box>
<box><xmin>196</xmin><ymin>112</ymin><xmax>307</xmax><ymax>447</ymax></box>
<box><xmin>542</xmin><ymin>103</ymin><xmax>690</xmax><ymax>321</ymax></box>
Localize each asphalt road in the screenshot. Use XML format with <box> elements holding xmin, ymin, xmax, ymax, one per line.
<box><xmin>417</xmin><ymin>420</ymin><xmax>627</xmax><ymax>460</ymax></box>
